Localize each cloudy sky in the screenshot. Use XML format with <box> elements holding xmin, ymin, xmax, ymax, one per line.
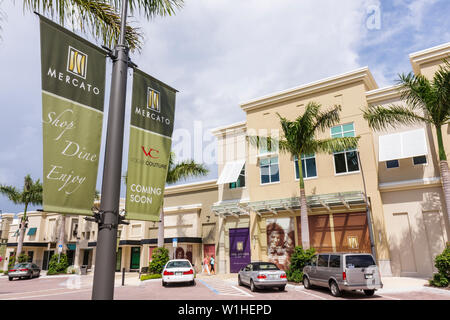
<box><xmin>0</xmin><ymin>0</ymin><xmax>449</xmax><ymax>214</ymax></box>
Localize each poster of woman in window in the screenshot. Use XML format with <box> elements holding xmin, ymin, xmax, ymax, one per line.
<box><xmin>266</xmin><ymin>218</ymin><xmax>295</xmax><ymax>270</ymax></box>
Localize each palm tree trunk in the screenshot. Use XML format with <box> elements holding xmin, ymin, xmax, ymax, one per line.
<box><xmin>16</xmin><ymin>202</ymin><xmax>28</xmax><ymax>259</ymax></box>
<box><xmin>298</xmin><ymin>156</ymin><xmax>310</xmax><ymax>249</ymax></box>
<box><xmin>439</xmin><ymin>160</ymin><xmax>450</xmax><ymax>230</ymax></box>
<box><xmin>57</xmin><ymin>215</ymin><xmax>67</xmax><ymax>255</ymax></box>
<box><xmin>157</xmin><ymin>206</ymin><xmax>165</xmax><ymax>248</ymax></box>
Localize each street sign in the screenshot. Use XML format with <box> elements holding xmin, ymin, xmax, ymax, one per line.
<box><xmin>172</xmin><ymin>238</ymin><xmax>178</xmax><ymax>248</ymax></box>
<box><xmin>58</xmin><ymin>244</ymin><xmax>63</xmax><ymax>253</ymax></box>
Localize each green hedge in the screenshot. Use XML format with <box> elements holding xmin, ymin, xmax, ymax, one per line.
<box><xmin>140</xmin><ymin>273</ymin><xmax>162</xmax><ymax>281</ymax></box>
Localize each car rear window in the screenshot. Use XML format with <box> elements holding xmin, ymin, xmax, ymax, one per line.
<box><xmin>253</xmin><ymin>263</ymin><xmax>279</xmax><ymax>271</ymax></box>
<box><xmin>345</xmin><ymin>255</ymin><xmax>376</xmax><ymax>268</ymax></box>
<box><xmin>166</xmin><ymin>261</ymin><xmax>191</xmax><ymax>268</ymax></box>
<box><xmin>14</xmin><ymin>263</ymin><xmax>29</xmax><ymax>268</ymax></box>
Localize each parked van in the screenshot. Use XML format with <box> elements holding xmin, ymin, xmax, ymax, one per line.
<box><xmin>302</xmin><ymin>253</ymin><xmax>383</xmax><ymax>297</ymax></box>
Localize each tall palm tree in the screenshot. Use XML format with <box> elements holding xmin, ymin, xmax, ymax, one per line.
<box><xmin>0</xmin><ymin>174</ymin><xmax>43</xmax><ymax>259</ymax></box>
<box><xmin>363</xmin><ymin>60</ymin><xmax>450</xmax><ymax>228</ymax></box>
<box><xmin>157</xmin><ymin>153</ymin><xmax>209</xmax><ymax>248</ymax></box>
<box><xmin>249</xmin><ymin>102</ymin><xmax>360</xmax><ymax>249</ymax></box>
<box><xmin>6</xmin><ymin>0</ymin><xmax>184</xmax><ymax>51</ymax></box>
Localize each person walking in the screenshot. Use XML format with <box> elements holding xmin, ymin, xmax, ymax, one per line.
<box><xmin>210</xmin><ymin>255</ymin><xmax>215</xmax><ymax>275</ymax></box>
<box><xmin>202</xmin><ymin>255</ymin><xmax>210</xmax><ymax>275</ymax></box>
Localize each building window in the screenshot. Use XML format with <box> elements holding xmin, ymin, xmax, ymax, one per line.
<box><xmin>386</xmin><ymin>160</ymin><xmax>399</xmax><ymax>168</ymax></box>
<box><xmin>259</xmin><ymin>138</ymin><xmax>278</xmax><ymax>155</ymax></box>
<box><xmin>260</xmin><ymin>157</ymin><xmax>280</xmax><ymax>184</ymax></box>
<box><xmin>229</xmin><ymin>165</ymin><xmax>245</xmax><ymax>189</ymax></box>
<box><xmin>294</xmin><ymin>154</ymin><xmax>317</xmax><ymax>179</ymax></box>
<box><xmin>413</xmin><ymin>155</ymin><xmax>427</xmax><ymax>165</ymax></box>
<box><xmin>331</xmin><ymin>123</ymin><xmax>359</xmax><ymax>174</ymax></box>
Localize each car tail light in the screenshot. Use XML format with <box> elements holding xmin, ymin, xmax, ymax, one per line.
<box><xmin>19</xmin><ymin>269</ymin><xmax>29</xmax><ymax>272</ymax></box>
<box><xmin>257</xmin><ymin>274</ymin><xmax>266</xmax><ymax>279</ymax></box>
<box><xmin>183</xmin><ymin>269</ymin><xmax>194</xmax><ymax>275</ymax></box>
<box><xmin>342</xmin><ymin>271</ymin><xmax>347</xmax><ymax>281</ymax></box>
<box><xmin>163</xmin><ymin>270</ymin><xmax>174</xmax><ymax>276</ymax></box>
<box><xmin>280</xmin><ymin>274</ymin><xmax>287</xmax><ymax>279</ymax></box>
<box><xmin>9</xmin><ymin>269</ymin><xmax>16</xmax><ymax>272</ymax></box>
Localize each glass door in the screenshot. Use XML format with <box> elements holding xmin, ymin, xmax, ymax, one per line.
<box><xmin>116</xmin><ymin>247</ymin><xmax>122</xmax><ymax>272</ymax></box>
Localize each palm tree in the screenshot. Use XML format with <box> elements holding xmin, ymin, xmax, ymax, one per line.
<box><xmin>0</xmin><ymin>174</ymin><xmax>43</xmax><ymax>259</ymax></box>
<box><xmin>7</xmin><ymin>0</ymin><xmax>184</xmax><ymax>51</ymax></box>
<box><xmin>363</xmin><ymin>60</ymin><xmax>450</xmax><ymax>228</ymax></box>
<box><xmin>157</xmin><ymin>153</ymin><xmax>209</xmax><ymax>247</ymax></box>
<box><xmin>249</xmin><ymin>102</ymin><xmax>360</xmax><ymax>249</ymax></box>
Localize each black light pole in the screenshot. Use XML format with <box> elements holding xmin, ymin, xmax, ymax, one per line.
<box><xmin>356</xmin><ymin>151</ymin><xmax>377</xmax><ymax>259</ymax></box>
<box><xmin>91</xmin><ymin>0</ymin><xmax>129</xmax><ymax>300</ymax></box>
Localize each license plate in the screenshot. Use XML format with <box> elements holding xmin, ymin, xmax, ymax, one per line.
<box><xmin>176</xmin><ymin>272</ymin><xmax>182</xmax><ymax>276</ymax></box>
<box><xmin>365</xmin><ymin>274</ymin><xmax>373</xmax><ymax>279</ymax></box>
<box><xmin>270</xmin><ymin>275</ymin><xmax>278</xmax><ymax>279</ymax></box>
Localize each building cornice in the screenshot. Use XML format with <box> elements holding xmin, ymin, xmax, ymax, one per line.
<box><xmin>366</xmin><ymin>85</ymin><xmax>402</xmax><ymax>105</ymax></box>
<box><xmin>211</xmin><ymin>121</ymin><xmax>247</xmax><ymax>137</ymax></box>
<box><xmin>379</xmin><ymin>177</ymin><xmax>441</xmax><ymax>192</ymax></box>
<box><xmin>410</xmin><ymin>42</ymin><xmax>450</xmax><ymax>74</ymax></box>
<box><xmin>164</xmin><ymin>179</ymin><xmax>218</xmax><ymax>195</ymax></box>
<box><xmin>164</xmin><ymin>203</ymin><xmax>202</xmax><ymax>214</ymax></box>
<box><xmin>240</xmin><ymin>67</ymin><xmax>378</xmax><ymax>112</ymax></box>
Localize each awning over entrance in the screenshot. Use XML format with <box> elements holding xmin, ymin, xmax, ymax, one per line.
<box><xmin>27</xmin><ymin>227</ymin><xmax>37</xmax><ymax>236</ymax></box>
<box><xmin>211</xmin><ymin>199</ymin><xmax>250</xmax><ymax>217</ymax></box>
<box><xmin>379</xmin><ymin>128</ymin><xmax>428</xmax><ymax>161</ymax></box>
<box><xmin>217</xmin><ymin>159</ymin><xmax>245</xmax><ymax>185</ymax></box>
<box><xmin>212</xmin><ymin>191</ymin><xmax>367</xmax><ymax>217</ymax></box>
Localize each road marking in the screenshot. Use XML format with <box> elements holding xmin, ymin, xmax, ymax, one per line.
<box><xmin>1</xmin><ymin>288</ymin><xmax>92</xmax><ymax>300</ymax></box>
<box><xmin>378</xmin><ymin>294</ymin><xmax>401</xmax><ymax>300</ymax></box>
<box><xmin>294</xmin><ymin>287</ymin><xmax>328</xmax><ymax>300</ymax></box>
<box><xmin>198</xmin><ymin>279</ymin><xmax>253</xmax><ymax>297</ymax></box>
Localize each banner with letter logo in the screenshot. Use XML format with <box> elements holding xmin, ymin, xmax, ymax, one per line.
<box><xmin>126</xmin><ymin>69</ymin><xmax>177</xmax><ymax>221</ymax></box>
<box><xmin>39</xmin><ymin>15</ymin><xmax>106</xmax><ymax>215</ymax></box>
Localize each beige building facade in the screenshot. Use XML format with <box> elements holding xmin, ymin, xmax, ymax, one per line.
<box><xmin>1</xmin><ymin>42</ymin><xmax>449</xmax><ymax>279</ymax></box>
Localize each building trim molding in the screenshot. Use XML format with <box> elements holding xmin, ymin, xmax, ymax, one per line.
<box><xmin>410</xmin><ymin>42</ymin><xmax>450</xmax><ymax>74</ymax></box>
<box><xmin>164</xmin><ymin>179</ymin><xmax>218</xmax><ymax>195</ymax></box>
<box><xmin>366</xmin><ymin>85</ymin><xmax>402</xmax><ymax>104</ymax></box>
<box><xmin>240</xmin><ymin>67</ymin><xmax>378</xmax><ymax>112</ymax></box>
<box><xmin>379</xmin><ymin>177</ymin><xmax>441</xmax><ymax>192</ymax></box>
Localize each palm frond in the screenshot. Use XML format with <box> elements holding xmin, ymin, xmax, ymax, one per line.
<box><xmin>312</xmin><ymin>104</ymin><xmax>342</xmax><ymax>133</ymax></box>
<box><xmin>0</xmin><ymin>185</ymin><xmax>22</xmax><ymax>204</ymax></box>
<box><xmin>314</xmin><ymin>136</ymin><xmax>360</xmax><ymax>154</ymax></box>
<box><xmin>432</xmin><ymin>59</ymin><xmax>450</xmax><ymax>126</ymax></box>
<box><xmin>166</xmin><ymin>159</ymin><xmax>208</xmax><ymax>184</ymax></box>
<box><xmin>121</xmin><ymin>0</ymin><xmax>184</xmax><ymax>19</ymax></box>
<box><xmin>23</xmin><ymin>0</ymin><xmax>143</xmax><ymax>51</ymax></box>
<box><xmin>362</xmin><ymin>104</ymin><xmax>429</xmax><ymax>131</ymax></box>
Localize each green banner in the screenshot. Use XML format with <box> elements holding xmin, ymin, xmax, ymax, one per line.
<box><xmin>125</xmin><ymin>69</ymin><xmax>177</xmax><ymax>221</ymax></box>
<box><xmin>40</xmin><ymin>15</ymin><xmax>106</xmax><ymax>215</ymax></box>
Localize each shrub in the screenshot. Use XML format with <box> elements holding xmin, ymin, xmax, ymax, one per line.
<box><xmin>429</xmin><ymin>243</ymin><xmax>450</xmax><ymax>288</ymax></box>
<box><xmin>140</xmin><ymin>273</ymin><xmax>162</xmax><ymax>281</ymax></box>
<box><xmin>8</xmin><ymin>256</ymin><xmax>16</xmax><ymax>271</ymax></box>
<box><xmin>429</xmin><ymin>273</ymin><xmax>449</xmax><ymax>287</ymax></box>
<box><xmin>434</xmin><ymin>243</ymin><xmax>450</xmax><ymax>279</ymax></box>
<box><xmin>149</xmin><ymin>247</ymin><xmax>170</xmax><ymax>275</ymax></box>
<box><xmin>286</xmin><ymin>246</ymin><xmax>316</xmax><ymax>283</ymax></box>
<box><xmin>47</xmin><ymin>253</ymin><xmax>69</xmax><ymax>275</ymax></box>
<box><xmin>17</xmin><ymin>253</ymin><xmax>29</xmax><ymax>263</ymax></box>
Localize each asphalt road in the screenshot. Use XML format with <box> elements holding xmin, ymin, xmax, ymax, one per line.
<box><xmin>0</xmin><ymin>274</ymin><xmax>449</xmax><ymax>300</ymax></box>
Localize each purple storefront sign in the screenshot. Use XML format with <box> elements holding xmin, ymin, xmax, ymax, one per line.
<box><xmin>229</xmin><ymin>228</ymin><xmax>251</xmax><ymax>273</ymax></box>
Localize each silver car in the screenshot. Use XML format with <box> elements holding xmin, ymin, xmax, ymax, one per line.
<box><xmin>238</xmin><ymin>262</ymin><xmax>287</xmax><ymax>292</ymax></box>
<box><xmin>8</xmin><ymin>263</ymin><xmax>41</xmax><ymax>281</ymax></box>
<box><xmin>303</xmin><ymin>253</ymin><xmax>383</xmax><ymax>297</ymax></box>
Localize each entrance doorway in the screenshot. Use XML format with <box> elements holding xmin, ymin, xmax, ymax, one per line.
<box><xmin>229</xmin><ymin>228</ymin><xmax>250</xmax><ymax>273</ymax></box>
<box><xmin>42</xmin><ymin>250</ymin><xmax>54</xmax><ymax>270</ymax></box>
<box><xmin>130</xmin><ymin>247</ymin><xmax>141</xmax><ymax>270</ymax></box>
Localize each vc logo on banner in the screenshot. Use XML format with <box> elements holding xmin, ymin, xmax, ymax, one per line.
<box><xmin>147</xmin><ymin>87</ymin><xmax>161</xmax><ymax>113</ymax></box>
<box><xmin>142</xmin><ymin>146</ymin><xmax>159</xmax><ymax>159</ymax></box>
<box><xmin>67</xmin><ymin>46</ymin><xmax>88</xmax><ymax>79</ymax></box>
